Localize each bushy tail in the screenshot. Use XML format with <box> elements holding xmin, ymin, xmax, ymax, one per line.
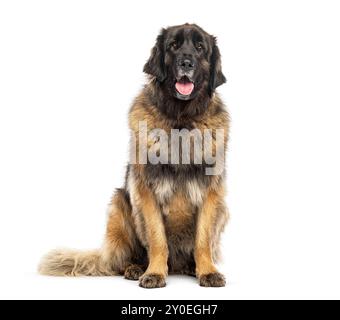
<box><xmin>38</xmin><ymin>248</ymin><xmax>117</xmax><ymax>277</ymax></box>
<box><xmin>39</xmin><ymin>189</ymin><xmax>137</xmax><ymax>277</ymax></box>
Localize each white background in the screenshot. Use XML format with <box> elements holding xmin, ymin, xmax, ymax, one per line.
<box><xmin>1</xmin><ymin>0</ymin><xmax>340</xmax><ymax>300</ymax></box>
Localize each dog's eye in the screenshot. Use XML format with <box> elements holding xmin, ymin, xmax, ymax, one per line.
<box><xmin>170</xmin><ymin>41</ymin><xmax>178</xmax><ymax>50</ymax></box>
<box><xmin>196</xmin><ymin>42</ymin><xmax>204</xmax><ymax>51</ymax></box>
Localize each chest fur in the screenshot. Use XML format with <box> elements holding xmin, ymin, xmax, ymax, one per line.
<box><xmin>157</xmin><ymin>183</ymin><xmax>200</xmax><ymax>239</ymax></box>
<box><xmin>153</xmin><ymin>175</ymin><xmax>205</xmax><ymax>209</ymax></box>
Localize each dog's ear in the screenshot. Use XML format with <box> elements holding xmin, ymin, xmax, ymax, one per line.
<box><xmin>209</xmin><ymin>37</ymin><xmax>226</xmax><ymax>95</ymax></box>
<box><xmin>143</xmin><ymin>29</ymin><xmax>167</xmax><ymax>82</ymax></box>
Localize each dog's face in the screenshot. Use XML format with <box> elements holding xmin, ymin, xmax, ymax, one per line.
<box><xmin>144</xmin><ymin>24</ymin><xmax>226</xmax><ymax>101</ymax></box>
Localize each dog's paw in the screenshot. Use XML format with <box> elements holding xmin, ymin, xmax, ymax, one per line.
<box><xmin>199</xmin><ymin>272</ymin><xmax>226</xmax><ymax>287</ymax></box>
<box><xmin>139</xmin><ymin>273</ymin><xmax>166</xmax><ymax>289</ymax></box>
<box><xmin>124</xmin><ymin>265</ymin><xmax>145</xmax><ymax>281</ymax></box>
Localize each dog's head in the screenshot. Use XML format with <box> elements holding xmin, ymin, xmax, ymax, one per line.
<box><xmin>144</xmin><ymin>24</ymin><xmax>226</xmax><ymax>101</ymax></box>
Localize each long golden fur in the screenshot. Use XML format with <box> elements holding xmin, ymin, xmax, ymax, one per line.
<box><xmin>39</xmin><ymin>23</ymin><xmax>229</xmax><ymax>288</ymax></box>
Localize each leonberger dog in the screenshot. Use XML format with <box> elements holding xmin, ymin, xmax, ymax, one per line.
<box><xmin>39</xmin><ymin>23</ymin><xmax>229</xmax><ymax>288</ymax></box>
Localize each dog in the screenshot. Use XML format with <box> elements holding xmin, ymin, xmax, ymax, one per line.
<box><xmin>39</xmin><ymin>23</ymin><xmax>230</xmax><ymax>288</ymax></box>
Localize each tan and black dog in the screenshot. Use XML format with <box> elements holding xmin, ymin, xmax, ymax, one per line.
<box><xmin>39</xmin><ymin>23</ymin><xmax>230</xmax><ymax>288</ymax></box>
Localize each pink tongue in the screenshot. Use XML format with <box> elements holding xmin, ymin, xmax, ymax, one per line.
<box><xmin>175</xmin><ymin>82</ymin><xmax>194</xmax><ymax>95</ymax></box>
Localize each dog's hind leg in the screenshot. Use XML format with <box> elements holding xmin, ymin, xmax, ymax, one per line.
<box><xmin>101</xmin><ymin>188</ymin><xmax>142</xmax><ymax>274</ymax></box>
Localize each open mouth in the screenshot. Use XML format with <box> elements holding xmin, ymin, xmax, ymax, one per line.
<box><xmin>175</xmin><ymin>76</ymin><xmax>195</xmax><ymax>96</ymax></box>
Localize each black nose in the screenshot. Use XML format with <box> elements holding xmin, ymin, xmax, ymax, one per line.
<box><xmin>178</xmin><ymin>58</ymin><xmax>195</xmax><ymax>71</ymax></box>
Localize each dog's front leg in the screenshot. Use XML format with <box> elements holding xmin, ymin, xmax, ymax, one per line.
<box><xmin>195</xmin><ymin>189</ymin><xmax>226</xmax><ymax>287</ymax></box>
<box><xmin>137</xmin><ymin>183</ymin><xmax>168</xmax><ymax>289</ymax></box>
